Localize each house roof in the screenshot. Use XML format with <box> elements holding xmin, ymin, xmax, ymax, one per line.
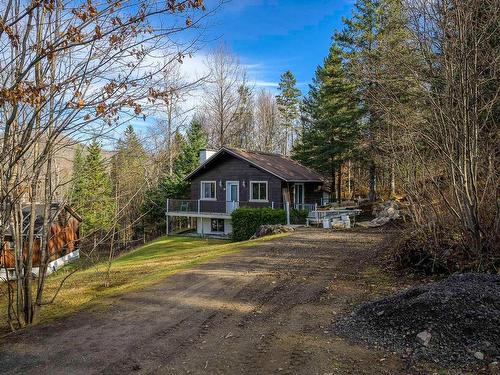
<box><xmin>186</xmin><ymin>147</ymin><xmax>324</xmax><ymax>183</ymax></box>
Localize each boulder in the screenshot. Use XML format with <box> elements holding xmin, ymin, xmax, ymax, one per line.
<box><xmin>365</xmin><ymin>200</ymin><xmax>401</xmax><ymax>227</ymax></box>
<box><xmin>251</xmin><ymin>224</ymin><xmax>295</xmax><ymax>239</ymax></box>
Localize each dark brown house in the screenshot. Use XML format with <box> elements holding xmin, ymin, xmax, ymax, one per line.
<box><xmin>166</xmin><ymin>147</ymin><xmax>326</xmax><ymax>236</ymax></box>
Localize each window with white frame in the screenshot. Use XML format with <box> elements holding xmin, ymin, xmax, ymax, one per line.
<box><xmin>250</xmin><ymin>181</ymin><xmax>268</xmax><ymax>201</ymax></box>
<box><xmin>201</xmin><ymin>181</ymin><xmax>216</xmax><ymax>200</ymax></box>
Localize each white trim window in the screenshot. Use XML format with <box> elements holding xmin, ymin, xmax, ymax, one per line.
<box><xmin>250</xmin><ymin>181</ymin><xmax>268</xmax><ymax>202</ymax></box>
<box><xmin>200</xmin><ymin>181</ymin><xmax>216</xmax><ymax>200</ymax></box>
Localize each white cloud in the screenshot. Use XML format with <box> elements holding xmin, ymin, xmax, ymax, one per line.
<box><xmin>252</xmin><ymin>80</ymin><xmax>279</xmax><ymax>88</ymax></box>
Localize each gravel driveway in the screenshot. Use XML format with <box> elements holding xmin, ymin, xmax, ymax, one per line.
<box><xmin>0</xmin><ymin>229</ymin><xmax>415</xmax><ymax>374</ymax></box>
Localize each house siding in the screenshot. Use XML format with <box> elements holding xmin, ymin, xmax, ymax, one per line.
<box><xmin>190</xmin><ymin>154</ymin><xmax>283</xmax><ymax>207</ymax></box>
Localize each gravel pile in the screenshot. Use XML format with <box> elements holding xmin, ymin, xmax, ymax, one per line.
<box><xmin>333</xmin><ymin>273</ymin><xmax>500</xmax><ymax>367</ymax></box>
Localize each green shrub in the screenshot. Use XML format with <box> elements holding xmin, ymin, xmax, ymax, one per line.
<box><xmin>231</xmin><ymin>208</ymin><xmax>286</xmax><ymax>241</ymax></box>
<box><xmin>290</xmin><ymin>208</ymin><xmax>309</xmax><ymax>224</ymax></box>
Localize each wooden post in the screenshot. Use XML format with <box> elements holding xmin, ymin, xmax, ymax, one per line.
<box><xmin>165</xmin><ymin>213</ymin><xmax>169</xmax><ymax>236</ymax></box>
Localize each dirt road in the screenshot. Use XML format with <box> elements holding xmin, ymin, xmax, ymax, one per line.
<box><xmin>1</xmin><ymin>229</ymin><xmax>416</xmax><ymax>374</ymax></box>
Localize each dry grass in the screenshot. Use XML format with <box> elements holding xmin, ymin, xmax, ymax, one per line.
<box><xmin>0</xmin><ymin>234</ymin><xmax>290</xmax><ymax>333</ymax></box>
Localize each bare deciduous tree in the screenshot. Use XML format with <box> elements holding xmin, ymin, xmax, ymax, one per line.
<box><xmin>201</xmin><ymin>44</ymin><xmax>247</xmax><ymax>148</ymax></box>
<box><xmin>0</xmin><ymin>0</ymin><xmax>214</xmax><ymax>328</ymax></box>
<box><xmin>254</xmin><ymin>90</ymin><xmax>281</xmax><ymax>153</ymax></box>
<box><xmin>373</xmin><ymin>0</ymin><xmax>499</xmax><ymax>270</ymax></box>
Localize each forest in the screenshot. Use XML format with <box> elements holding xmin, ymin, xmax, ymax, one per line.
<box><xmin>0</xmin><ymin>0</ymin><xmax>498</xmax><ymax>332</ymax></box>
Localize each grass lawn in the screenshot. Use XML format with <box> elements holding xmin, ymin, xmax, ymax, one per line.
<box><xmin>0</xmin><ymin>234</ymin><xmax>289</xmax><ymax>334</ymax></box>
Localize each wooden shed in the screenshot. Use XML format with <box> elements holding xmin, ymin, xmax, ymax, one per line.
<box><xmin>1</xmin><ymin>204</ymin><xmax>82</xmax><ymax>269</ymax></box>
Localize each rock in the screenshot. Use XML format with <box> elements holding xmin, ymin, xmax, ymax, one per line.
<box><xmin>474</xmin><ymin>351</ymin><xmax>484</xmax><ymax>360</ymax></box>
<box><xmin>366</xmin><ymin>200</ymin><xmax>401</xmax><ymax>227</ymax></box>
<box><xmin>365</xmin><ymin>216</ymin><xmax>390</xmax><ymax>227</ymax></box>
<box><xmin>251</xmin><ymin>224</ymin><xmax>295</xmax><ymax>239</ymax></box>
<box><xmin>416</xmin><ymin>330</ymin><xmax>432</xmax><ymax>347</ymax></box>
<box><xmin>386</xmin><ymin>207</ymin><xmax>399</xmax><ymax>219</ymax></box>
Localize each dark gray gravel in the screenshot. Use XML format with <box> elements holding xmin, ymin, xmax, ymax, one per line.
<box><xmin>333</xmin><ymin>273</ymin><xmax>500</xmax><ymax>368</ymax></box>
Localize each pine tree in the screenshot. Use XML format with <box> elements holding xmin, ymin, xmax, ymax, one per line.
<box><xmin>111</xmin><ymin>125</ymin><xmax>148</xmax><ymax>243</ymax></box>
<box><xmin>70</xmin><ymin>145</ymin><xmax>86</xmax><ymax>205</ymax></box>
<box><xmin>142</xmin><ymin>118</ymin><xmax>207</xmax><ymax>230</ymax></box>
<box><xmin>72</xmin><ymin>139</ymin><xmax>115</xmax><ymax>237</ymax></box>
<box><xmin>372</xmin><ymin>0</ymin><xmax>422</xmax><ymax>198</ymax></box>
<box><xmin>293</xmin><ymin>45</ymin><xmax>360</xmax><ymax>202</ymax></box>
<box><xmin>334</xmin><ymin>0</ymin><xmax>381</xmax><ymax>201</ymax></box>
<box><xmin>174</xmin><ymin>118</ymin><xmax>207</xmax><ymax>177</ymax></box>
<box><xmin>276</xmin><ymin>70</ymin><xmax>301</xmax><ymax>155</ymax></box>
<box><xmin>293</xmin><ymin>73</ymin><xmax>322</xmax><ymax>172</ymax></box>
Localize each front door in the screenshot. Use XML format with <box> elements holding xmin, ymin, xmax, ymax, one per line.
<box><xmin>294</xmin><ymin>183</ymin><xmax>304</xmax><ymax>209</ymax></box>
<box><xmin>226</xmin><ymin>181</ymin><xmax>239</xmax><ymax>213</ymax></box>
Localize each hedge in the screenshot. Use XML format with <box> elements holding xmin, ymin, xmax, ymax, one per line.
<box><xmin>231</xmin><ymin>208</ymin><xmax>286</xmax><ymax>241</ymax></box>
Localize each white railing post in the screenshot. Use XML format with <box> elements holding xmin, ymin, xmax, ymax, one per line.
<box><xmin>165</xmin><ymin>213</ymin><xmax>169</xmax><ymax>236</ymax></box>
<box><xmin>271</xmin><ymin>201</ymin><xmax>274</xmax><ymax>209</ymax></box>
<box><xmin>286</xmin><ymin>201</ymin><xmax>290</xmax><ymax>225</ymax></box>
<box><xmin>197</xmin><ymin>199</ymin><xmax>200</xmax><ymax>213</ymax></box>
<box><xmin>166</xmin><ymin>198</ymin><xmax>169</xmax><ymax>213</ymax></box>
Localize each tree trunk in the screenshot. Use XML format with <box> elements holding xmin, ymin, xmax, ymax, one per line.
<box><xmin>167</xmin><ymin>101</ymin><xmax>173</xmax><ymax>176</ymax></box>
<box><xmin>368</xmin><ymin>160</ymin><xmax>377</xmax><ymax>202</ymax></box>
<box><xmin>390</xmin><ymin>160</ymin><xmax>396</xmax><ymax>198</ymax></box>
<box><xmin>337</xmin><ymin>163</ymin><xmax>342</xmax><ymax>204</ymax></box>
<box><xmin>330</xmin><ymin>163</ymin><xmax>336</xmax><ymax>203</ymax></box>
<box><xmin>347</xmin><ymin>160</ymin><xmax>351</xmax><ymax>199</ymax></box>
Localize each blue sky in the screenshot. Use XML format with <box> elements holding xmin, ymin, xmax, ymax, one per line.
<box><xmin>201</xmin><ymin>0</ymin><xmax>354</xmax><ymax>93</ymax></box>
<box><xmin>116</xmin><ymin>1</ymin><xmax>355</xmax><ymax>142</ymax></box>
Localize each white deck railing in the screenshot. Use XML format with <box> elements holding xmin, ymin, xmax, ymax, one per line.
<box><xmin>166</xmin><ymin>199</ymin><xmax>320</xmax><ymax>215</ymax></box>
<box><xmin>166</xmin><ymin>199</ymin><xmax>285</xmax><ymax>215</ymax></box>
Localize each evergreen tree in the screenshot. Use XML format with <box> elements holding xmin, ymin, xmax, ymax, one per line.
<box><xmin>334</xmin><ymin>0</ymin><xmax>381</xmax><ymax>201</ymax></box>
<box><xmin>293</xmin><ymin>45</ymin><xmax>360</xmax><ymax>202</ymax></box>
<box><xmin>70</xmin><ymin>145</ymin><xmax>86</xmax><ymax>205</ymax></box>
<box><xmin>372</xmin><ymin>0</ymin><xmax>423</xmax><ymax>197</ymax></box>
<box><xmin>71</xmin><ymin>139</ymin><xmax>115</xmax><ymax>237</ymax></box>
<box><xmin>111</xmin><ymin>124</ymin><xmax>148</xmax><ymax>243</ymax></box>
<box><xmin>142</xmin><ymin>118</ymin><xmax>207</xmax><ymax>230</ymax></box>
<box><xmin>276</xmin><ymin>70</ymin><xmax>301</xmax><ymax>155</ymax></box>
<box><xmin>293</xmin><ymin>74</ymin><xmax>321</xmax><ymax>172</ymax></box>
<box><xmin>174</xmin><ymin>118</ymin><xmax>206</xmax><ymax>177</ymax></box>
